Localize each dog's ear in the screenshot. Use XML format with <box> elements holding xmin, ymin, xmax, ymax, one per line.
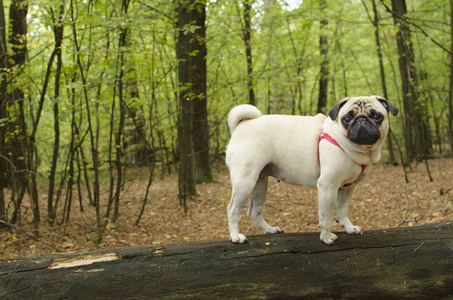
<box><xmin>374</xmin><ymin>95</ymin><xmax>399</xmax><ymax>116</ymax></box>
<box><xmin>328</xmin><ymin>97</ymin><xmax>350</xmax><ymax>120</ymax></box>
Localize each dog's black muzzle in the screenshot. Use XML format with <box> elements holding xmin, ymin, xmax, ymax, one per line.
<box><xmin>348</xmin><ymin>117</ymin><xmax>381</xmax><ymax>145</ymax></box>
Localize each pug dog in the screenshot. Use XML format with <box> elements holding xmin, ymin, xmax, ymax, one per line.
<box><xmin>225</xmin><ymin>96</ymin><xmax>398</xmax><ymax>245</ymax></box>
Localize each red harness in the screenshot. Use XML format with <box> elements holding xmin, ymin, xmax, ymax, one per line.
<box><xmin>318</xmin><ymin>131</ymin><xmax>367</xmax><ymax>188</ymax></box>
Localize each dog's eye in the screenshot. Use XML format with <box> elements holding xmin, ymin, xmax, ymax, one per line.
<box><xmin>342</xmin><ymin>115</ymin><xmax>353</xmax><ymax>125</ymax></box>
<box><xmin>372</xmin><ymin>113</ymin><xmax>383</xmax><ymax>123</ymax></box>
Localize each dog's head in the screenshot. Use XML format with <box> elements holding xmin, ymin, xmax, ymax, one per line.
<box><xmin>328</xmin><ymin>96</ymin><xmax>398</xmax><ymax>146</ymax></box>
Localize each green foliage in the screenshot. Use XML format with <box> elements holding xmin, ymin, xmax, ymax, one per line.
<box><xmin>1</xmin><ymin>0</ymin><xmax>452</xmax><ymax>223</ymax></box>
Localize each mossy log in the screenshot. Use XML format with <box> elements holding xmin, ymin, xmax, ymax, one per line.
<box><xmin>1</xmin><ymin>221</ymin><xmax>452</xmax><ymax>299</ymax></box>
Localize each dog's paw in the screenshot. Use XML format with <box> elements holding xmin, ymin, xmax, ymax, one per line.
<box><xmin>320</xmin><ymin>232</ymin><xmax>338</xmax><ymax>245</ymax></box>
<box><xmin>229</xmin><ymin>233</ymin><xmax>248</xmax><ymax>244</ymax></box>
<box><xmin>265</xmin><ymin>227</ymin><xmax>284</xmax><ymax>235</ymax></box>
<box><xmin>344</xmin><ymin>225</ymin><xmax>363</xmax><ymax>235</ymax></box>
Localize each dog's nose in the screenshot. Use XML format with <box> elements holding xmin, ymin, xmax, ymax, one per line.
<box><xmin>356</xmin><ymin>117</ymin><xmax>367</xmax><ymax>124</ymax></box>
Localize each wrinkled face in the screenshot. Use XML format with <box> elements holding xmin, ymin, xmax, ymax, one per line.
<box><xmin>329</xmin><ymin>96</ymin><xmax>398</xmax><ymax>146</ymax></box>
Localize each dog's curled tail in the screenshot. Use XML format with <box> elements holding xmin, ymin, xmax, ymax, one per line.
<box><xmin>228</xmin><ymin>104</ymin><xmax>262</xmax><ymax>133</ymax></box>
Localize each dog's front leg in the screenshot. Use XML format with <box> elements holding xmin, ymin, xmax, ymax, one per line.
<box><xmin>317</xmin><ymin>182</ymin><xmax>338</xmax><ymax>245</ymax></box>
<box><xmin>336</xmin><ymin>188</ymin><xmax>363</xmax><ymax>235</ymax></box>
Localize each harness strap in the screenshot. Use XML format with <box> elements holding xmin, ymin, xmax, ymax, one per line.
<box><xmin>318</xmin><ymin>131</ymin><xmax>367</xmax><ymax>188</ymax></box>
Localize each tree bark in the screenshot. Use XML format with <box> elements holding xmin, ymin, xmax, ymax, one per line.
<box><xmin>175</xmin><ymin>0</ymin><xmax>197</xmax><ymax>210</ymax></box>
<box><xmin>1</xmin><ymin>222</ymin><xmax>452</xmax><ymax>299</ymax></box>
<box><xmin>243</xmin><ymin>0</ymin><xmax>255</xmax><ymax>106</ymax></box>
<box><xmin>390</xmin><ymin>0</ymin><xmax>432</xmax><ymax>161</ymax></box>
<box><xmin>47</xmin><ymin>4</ymin><xmax>65</xmax><ymax>223</ymax></box>
<box><xmin>191</xmin><ymin>0</ymin><xmax>212</xmax><ymax>184</ymax></box>
<box><xmin>369</xmin><ymin>0</ymin><xmax>397</xmax><ymax>164</ymax></box>
<box><xmin>8</xmin><ymin>0</ymin><xmax>41</xmax><ymax>227</ymax></box>
<box><xmin>317</xmin><ymin>0</ymin><xmax>328</xmax><ymax>114</ymax></box>
<box><xmin>448</xmin><ymin>0</ymin><xmax>453</xmax><ymax>154</ymax></box>
<box><xmin>8</xmin><ymin>0</ymin><xmax>27</xmax><ymax>66</ymax></box>
<box><xmin>0</xmin><ymin>0</ymin><xmax>30</xmax><ymax>225</ymax></box>
<box><xmin>0</xmin><ymin>0</ymin><xmax>7</xmax><ymax>224</ymax></box>
<box><xmin>112</xmin><ymin>0</ymin><xmax>130</xmax><ymax>223</ymax></box>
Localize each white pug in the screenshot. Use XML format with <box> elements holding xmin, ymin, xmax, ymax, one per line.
<box><xmin>225</xmin><ymin>96</ymin><xmax>398</xmax><ymax>245</ymax></box>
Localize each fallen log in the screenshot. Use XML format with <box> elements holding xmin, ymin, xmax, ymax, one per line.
<box><xmin>1</xmin><ymin>221</ymin><xmax>452</xmax><ymax>299</ymax></box>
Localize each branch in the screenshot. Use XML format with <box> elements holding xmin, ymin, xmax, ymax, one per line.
<box><xmin>397</xmin><ymin>218</ymin><xmax>418</xmax><ymax>227</ymax></box>
<box><xmin>0</xmin><ymin>220</ymin><xmax>63</xmax><ymax>252</ymax></box>
<box><xmin>137</xmin><ymin>1</ymin><xmax>174</xmax><ymax>21</ymax></box>
<box><xmin>380</xmin><ymin>0</ymin><xmax>451</xmax><ymax>55</ymax></box>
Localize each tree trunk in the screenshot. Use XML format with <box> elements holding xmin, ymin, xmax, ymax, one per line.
<box><xmin>175</xmin><ymin>0</ymin><xmax>197</xmax><ymax>210</ymax></box>
<box><xmin>370</xmin><ymin>0</ymin><xmax>397</xmax><ymax>164</ymax></box>
<box><xmin>243</xmin><ymin>0</ymin><xmax>255</xmax><ymax>106</ymax></box>
<box><xmin>112</xmin><ymin>0</ymin><xmax>130</xmax><ymax>223</ymax></box>
<box><xmin>124</xmin><ymin>74</ymin><xmax>148</xmax><ymax>167</ymax></box>
<box><xmin>123</xmin><ymin>21</ymin><xmax>147</xmax><ymax>166</ymax></box>
<box><xmin>1</xmin><ymin>222</ymin><xmax>452</xmax><ymax>299</ymax></box>
<box><xmin>9</xmin><ymin>0</ymin><xmax>41</xmax><ymax>227</ymax></box>
<box><xmin>1</xmin><ymin>0</ymin><xmax>30</xmax><ymax>225</ymax></box>
<box><xmin>317</xmin><ymin>0</ymin><xmax>328</xmax><ymax>114</ymax></box>
<box><xmin>0</xmin><ymin>0</ymin><xmax>7</xmax><ymax>224</ymax></box>
<box><xmin>391</xmin><ymin>0</ymin><xmax>432</xmax><ymax>161</ymax></box>
<box><xmin>8</xmin><ymin>0</ymin><xmax>27</xmax><ymax>66</ymax></box>
<box><xmin>191</xmin><ymin>1</ymin><xmax>212</xmax><ymax>184</ymax></box>
<box><xmin>448</xmin><ymin>0</ymin><xmax>453</xmax><ymax>154</ymax></box>
<box><xmin>47</xmin><ymin>4</ymin><xmax>64</xmax><ymax>223</ymax></box>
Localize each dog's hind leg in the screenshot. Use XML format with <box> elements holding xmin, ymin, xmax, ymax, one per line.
<box><xmin>227</xmin><ymin>172</ymin><xmax>260</xmax><ymax>244</ymax></box>
<box><xmin>248</xmin><ymin>177</ymin><xmax>283</xmax><ymax>235</ymax></box>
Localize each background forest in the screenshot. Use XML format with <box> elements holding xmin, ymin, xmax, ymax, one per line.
<box><xmin>0</xmin><ymin>0</ymin><xmax>452</xmax><ymax>251</ymax></box>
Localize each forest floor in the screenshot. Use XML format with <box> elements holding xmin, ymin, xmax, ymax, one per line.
<box><xmin>1</xmin><ymin>157</ymin><xmax>452</xmax><ymax>259</ymax></box>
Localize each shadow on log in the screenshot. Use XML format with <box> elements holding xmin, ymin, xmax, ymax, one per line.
<box><xmin>1</xmin><ymin>221</ymin><xmax>453</xmax><ymax>299</ymax></box>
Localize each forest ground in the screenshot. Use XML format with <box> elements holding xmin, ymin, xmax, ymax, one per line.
<box><xmin>1</xmin><ymin>157</ymin><xmax>452</xmax><ymax>259</ymax></box>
